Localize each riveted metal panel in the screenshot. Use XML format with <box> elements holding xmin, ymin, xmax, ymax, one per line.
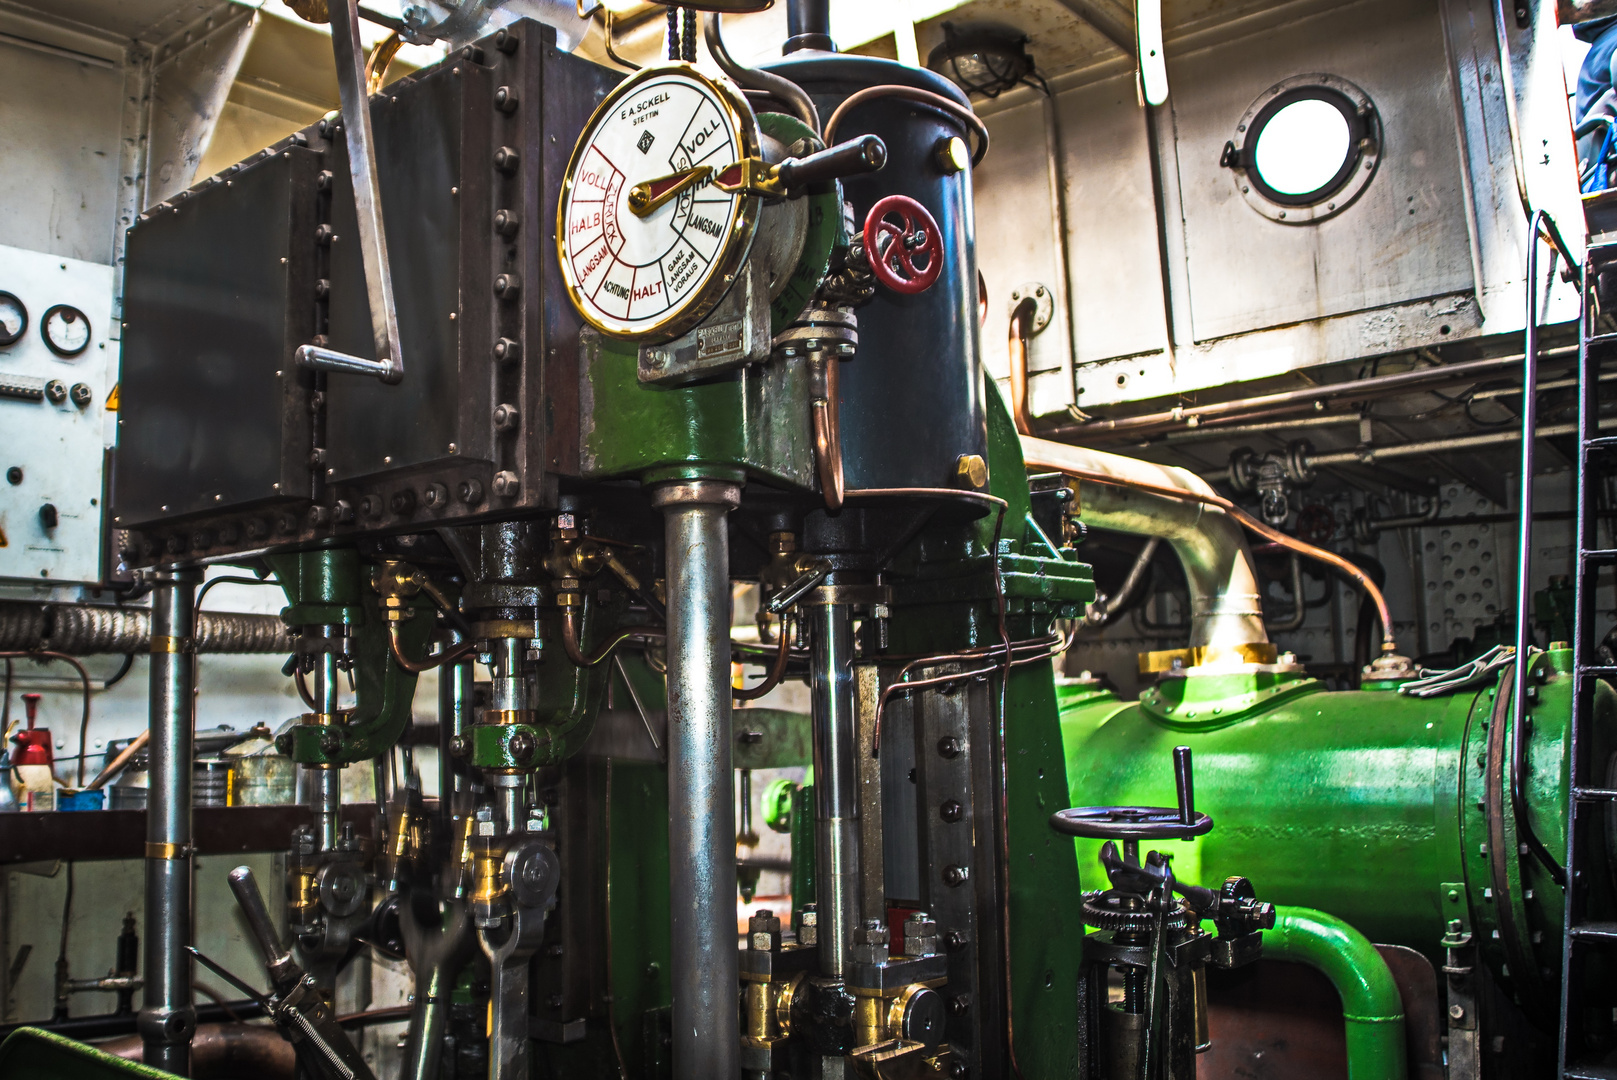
<box><xmin>1172</xmin><ymin>0</ymin><xmax>1475</xmax><ymax>342</ymax></box>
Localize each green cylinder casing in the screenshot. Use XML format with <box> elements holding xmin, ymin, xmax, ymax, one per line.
<box><xmin>1057</xmin><ymin>649</ymin><xmax>1617</xmax><ymax>1010</ymax></box>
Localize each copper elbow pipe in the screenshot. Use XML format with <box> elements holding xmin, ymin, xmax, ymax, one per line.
<box><xmin>562</xmin><ymin>608</ymin><xmax>658</xmax><ymax>667</ymax></box>
<box><xmin>99</xmin><ymin>1022</ymin><xmax>296</xmax><ymax>1080</ymax></box>
<box><xmin>813</xmin><ymin>357</ymin><xmax>845</xmax><ymax>511</ymax></box>
<box><xmin>1008</xmin><ymin>297</ymin><xmax>1037</xmax><ymax>437</ymax></box>
<box><xmin>733</xmin><ymin>624</ymin><xmax>791</xmax><ymax>701</ymax></box>
<box><xmin>387</xmin><ymin>625</ymin><xmax>475</xmax><ymax>674</ymax></box>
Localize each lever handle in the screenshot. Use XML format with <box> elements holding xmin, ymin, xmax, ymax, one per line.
<box><xmin>1173</xmin><ymin>746</ymin><xmax>1195</xmax><ymax>827</ymax></box>
<box><xmin>777</xmin><ymin>135</ymin><xmax>886</xmax><ymax>189</ymax></box>
<box><xmin>229</xmin><ymin>865</ymin><xmax>291</xmax><ymax>972</ymax></box>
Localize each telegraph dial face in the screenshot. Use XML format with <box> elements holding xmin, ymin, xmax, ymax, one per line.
<box><xmin>558</xmin><ymin>64</ymin><xmax>760</xmax><ymax>342</ymax></box>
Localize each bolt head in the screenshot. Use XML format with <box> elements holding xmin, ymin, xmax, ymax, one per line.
<box><xmin>449</xmin><ymin>735</ymin><xmax>469</xmax><ymax>757</ymax></box>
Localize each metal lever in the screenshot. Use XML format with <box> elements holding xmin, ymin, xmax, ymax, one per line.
<box><xmin>766</xmin><ymin>560</ymin><xmax>832</xmax><ymax>614</ymax></box>
<box><xmin>228</xmin><ymin>865</ymin><xmax>298</xmax><ymax>989</ymax></box>
<box><xmin>297</xmin><ymin>0</ymin><xmax>404</xmax><ymax>384</ymax></box>
<box><xmin>1173</xmin><ymin>745</ymin><xmax>1195</xmax><ymax>826</ymax></box>
<box><xmin>776</xmin><ymin>134</ymin><xmax>887</xmax><ymax>189</ymax></box>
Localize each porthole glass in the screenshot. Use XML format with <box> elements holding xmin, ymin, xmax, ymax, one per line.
<box><xmin>1252</xmin><ymin>97</ymin><xmax>1353</xmax><ymax>198</ymax></box>
<box><xmin>1225</xmin><ymin>75</ymin><xmax>1380</xmax><ymax>225</ymax></box>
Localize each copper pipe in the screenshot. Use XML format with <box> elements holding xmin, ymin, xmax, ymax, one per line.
<box><xmin>561</xmin><ymin>609</ymin><xmax>662</xmax><ymax>668</ymax></box>
<box><xmin>1021</xmin><ymin>435</ymin><xmax>1397</xmax><ymax>653</ymax></box>
<box><xmin>1008</xmin><ymin>297</ymin><xmax>1037</xmax><ymax>436</ymax></box>
<box><xmin>823</xmin><ymin>85</ymin><xmax>989</xmax><ymax>165</ymax></box>
<box><xmin>98</xmin><ymin>1022</ymin><xmax>296</xmax><ymax>1080</ymax></box>
<box><xmin>813</xmin><ymin>358</ymin><xmax>845</xmax><ymax>511</ymax></box>
<box><xmin>85</xmin><ymin>728</ymin><xmax>148</xmax><ymax>791</ymax></box>
<box><xmin>387</xmin><ymin>626</ymin><xmax>475</xmax><ymax>674</ymax></box>
<box><xmin>733</xmin><ymin>622</ymin><xmax>791</xmax><ymax>702</ymax></box>
<box><xmin>1044</xmin><ymin>346</ymin><xmax>1579</xmax><ymax>443</ymax></box>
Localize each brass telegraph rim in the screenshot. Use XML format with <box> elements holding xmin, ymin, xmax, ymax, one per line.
<box><xmin>555</xmin><ymin>62</ymin><xmax>763</xmax><ymax>344</ymax></box>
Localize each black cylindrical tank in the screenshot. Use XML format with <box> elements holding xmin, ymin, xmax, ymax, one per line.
<box><xmin>764</xmin><ymin>54</ymin><xmax>987</xmax><ymax>493</ymax></box>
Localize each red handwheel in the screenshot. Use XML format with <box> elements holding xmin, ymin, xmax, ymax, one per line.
<box><xmin>863</xmin><ymin>195</ymin><xmax>944</xmax><ymax>295</ymax></box>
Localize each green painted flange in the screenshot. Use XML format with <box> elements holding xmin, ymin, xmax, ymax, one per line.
<box><xmin>757</xmin><ymin>111</ymin><xmax>843</xmax><ymax>336</ymax></box>
<box><xmin>468</xmin><ymin>722</ymin><xmax>561</xmax><ymax>770</ymax></box>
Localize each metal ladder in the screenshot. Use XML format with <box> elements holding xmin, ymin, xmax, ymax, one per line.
<box><xmin>1561</xmin><ymin>228</ymin><xmax>1617</xmax><ymax>1080</ymax></box>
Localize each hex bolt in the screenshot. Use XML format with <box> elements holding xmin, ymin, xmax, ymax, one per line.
<box><xmin>494</xmin><ymin>27</ymin><xmax>519</xmax><ymax>52</ymax></box>
<box><xmin>494</xmin><ymin>403</ymin><xmax>520</xmax><ymax>431</ymax></box>
<box><xmin>44</xmin><ymin>380</ymin><xmax>67</xmax><ymax>404</ymax></box>
<box><xmin>315</xmin><ymin>223</ymin><xmax>335</xmax><ymax>246</ymax></box>
<box><xmin>494</xmin><ymin>273</ymin><xmax>522</xmax><ymax>301</ymax></box>
<box><xmin>69</xmin><ymin>383</ymin><xmax>91</xmax><ymax>407</ymax></box>
<box><xmin>942</xmin><ymin>864</ymin><xmax>969</xmax><ymax>887</ymax></box>
<box><xmin>390</xmin><ymin>488</ymin><xmax>416</xmax><ymax>515</ymax></box>
<box><xmin>423</xmin><ymin>482</ymin><xmax>449</xmax><ymax>508</ymax></box>
<box><xmin>448</xmin><ymin>735</ymin><xmax>469</xmax><ymax>757</ymax></box>
<box><xmin>308</xmin><ymin>504</ymin><xmax>331</xmax><ymax>526</ymax></box>
<box><xmin>949</xmin><ymin>994</ymin><xmax>971</xmax><ymax>1016</ymax></box>
<box><xmin>937</xmin><ymin>736</ymin><xmax>962</xmax><ymax>759</ymax></box>
<box><xmin>459</xmin><ymin>479</ymin><xmax>486</xmax><ymax>505</ymax></box>
<box><xmin>494</xmin><ymin>337</ymin><xmax>522</xmax><ymax>364</ymax></box>
<box><xmin>494</xmin><ymin>86</ymin><xmax>519</xmax><ymax>113</ymax></box>
<box><xmin>494</xmin><ymin>209</ymin><xmax>520</xmax><ymax>237</ymax></box>
<box><xmin>332</xmin><ymin>500</ymin><xmax>354</xmax><ymax>524</ymax></box>
<box><xmin>494</xmin><ymin>146</ymin><xmax>520</xmax><ymax>174</ymax></box>
<box><xmin>1450</xmin><ymin>1004</ymin><xmax>1465</xmax><ymax>1020</ymax></box>
<box><xmin>508</xmin><ymin>730</ymin><xmax>536</xmax><ymax>763</ymax></box>
<box><xmin>492</xmin><ymin>471</ymin><xmax>520</xmax><ymax>497</ymax></box>
<box><xmin>360</xmin><ymin>495</ymin><xmax>382</xmax><ymax>519</ymax></box>
<box><xmin>319</xmin><ymin>731</ymin><xmax>341</xmax><ymax>754</ymax></box>
<box><xmin>939</xmin><ymin>799</ymin><xmax>963</xmax><ymax>823</ymax></box>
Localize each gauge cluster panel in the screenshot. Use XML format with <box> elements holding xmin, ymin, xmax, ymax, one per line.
<box><xmin>0</xmin><ymin>243</ymin><xmax>115</xmax><ymax>588</ymax></box>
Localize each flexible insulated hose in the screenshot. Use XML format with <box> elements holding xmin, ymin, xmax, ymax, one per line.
<box><xmin>1264</xmin><ymin>906</ymin><xmax>1408</xmax><ymax>1080</ymax></box>
<box><xmin>0</xmin><ymin>602</ymin><xmax>291</xmax><ymax>654</ymax></box>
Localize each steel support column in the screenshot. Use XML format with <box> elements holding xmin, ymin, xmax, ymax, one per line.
<box><xmin>140</xmin><ymin>567</ymin><xmax>201</xmax><ymax>1073</ymax></box>
<box><xmin>649</xmin><ymin>478</ymin><xmax>742</xmax><ymax>1080</ymax></box>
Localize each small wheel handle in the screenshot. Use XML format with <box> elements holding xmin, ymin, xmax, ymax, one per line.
<box><xmin>863</xmin><ymin>195</ymin><xmax>943</xmax><ymax>295</ymax></box>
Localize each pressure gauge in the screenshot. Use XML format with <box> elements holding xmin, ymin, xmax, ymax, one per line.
<box><xmin>557</xmin><ymin>64</ymin><xmax>761</xmax><ymax>342</ymax></box>
<box><xmin>42</xmin><ymin>304</ymin><xmax>91</xmax><ymax>358</ymax></box>
<box><xmin>0</xmin><ymin>292</ymin><xmax>25</xmax><ymax>347</ymax></box>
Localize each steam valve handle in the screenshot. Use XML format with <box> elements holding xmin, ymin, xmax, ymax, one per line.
<box><xmin>1048</xmin><ymin>745</ymin><xmax>1214</xmax><ymax>840</ymax></box>
<box><xmin>863</xmin><ymin>195</ymin><xmax>944</xmax><ymax>295</ymax></box>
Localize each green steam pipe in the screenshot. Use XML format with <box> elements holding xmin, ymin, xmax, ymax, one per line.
<box><xmin>1265</xmin><ymin>906</ymin><xmax>1407</xmax><ymax>1080</ymax></box>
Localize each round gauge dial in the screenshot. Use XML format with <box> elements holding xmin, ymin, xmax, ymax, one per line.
<box><xmin>42</xmin><ymin>304</ymin><xmax>91</xmax><ymax>358</ymax></box>
<box><xmin>0</xmin><ymin>292</ymin><xmax>26</xmax><ymax>347</ymax></box>
<box><xmin>557</xmin><ymin>64</ymin><xmax>760</xmax><ymax>342</ymax></box>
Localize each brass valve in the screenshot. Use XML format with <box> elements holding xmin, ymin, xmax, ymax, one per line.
<box><xmin>542</xmin><ymin>515</ymin><xmax>644</xmax><ymax>607</ymax></box>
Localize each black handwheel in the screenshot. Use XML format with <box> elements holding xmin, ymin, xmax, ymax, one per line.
<box><xmin>1049</xmin><ymin>804</ymin><xmax>1213</xmax><ymax>840</ymax></box>
<box><xmin>1050</xmin><ymin>745</ymin><xmax>1213</xmax><ymax>840</ymax></box>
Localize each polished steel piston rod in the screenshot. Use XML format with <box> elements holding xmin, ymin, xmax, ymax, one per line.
<box><xmin>649</xmin><ymin>478</ymin><xmax>742</xmax><ymax>1080</ymax></box>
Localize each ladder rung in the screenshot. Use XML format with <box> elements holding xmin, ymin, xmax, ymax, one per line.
<box><xmin>1586</xmin><ymin>436</ymin><xmax>1617</xmax><ymax>452</ymax></box>
<box><xmin>1579</xmin><ymin>665</ymin><xmax>1617</xmax><ymax>676</ymax></box>
<box><xmin>1570</xmin><ymin>921</ymin><xmax>1617</xmax><ymax>940</ymax></box>
<box><xmin>1582</xmin><ymin>549</ymin><xmax>1617</xmax><ymax>564</ymax></box>
<box><xmin>1575</xmin><ymin>787</ymin><xmax>1617</xmax><ymax>801</ymax></box>
<box><xmin>1588</xmin><ymin>331</ymin><xmax>1617</xmax><ymax>348</ymax></box>
<box><xmin>1565</xmin><ymin>1067</ymin><xmax>1617</xmax><ymax>1080</ymax></box>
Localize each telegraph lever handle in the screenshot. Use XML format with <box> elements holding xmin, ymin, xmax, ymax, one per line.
<box><xmin>777</xmin><ymin>135</ymin><xmax>887</xmax><ymax>189</ymax></box>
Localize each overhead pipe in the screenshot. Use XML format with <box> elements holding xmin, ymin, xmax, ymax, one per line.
<box><xmin>1022</xmin><ymin>435</ymin><xmax>1401</xmax><ymax>657</ymax></box>
<box><xmin>1043</xmin><ymin>346</ymin><xmax>1579</xmax><ymax>444</ymax></box>
<box><xmin>1020</xmin><ymin>439</ymin><xmax>1266</xmax><ymax>651</ymax></box>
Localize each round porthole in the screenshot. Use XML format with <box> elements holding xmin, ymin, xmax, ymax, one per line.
<box><xmin>1221</xmin><ymin>74</ymin><xmax>1380</xmax><ymax>224</ymax></box>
